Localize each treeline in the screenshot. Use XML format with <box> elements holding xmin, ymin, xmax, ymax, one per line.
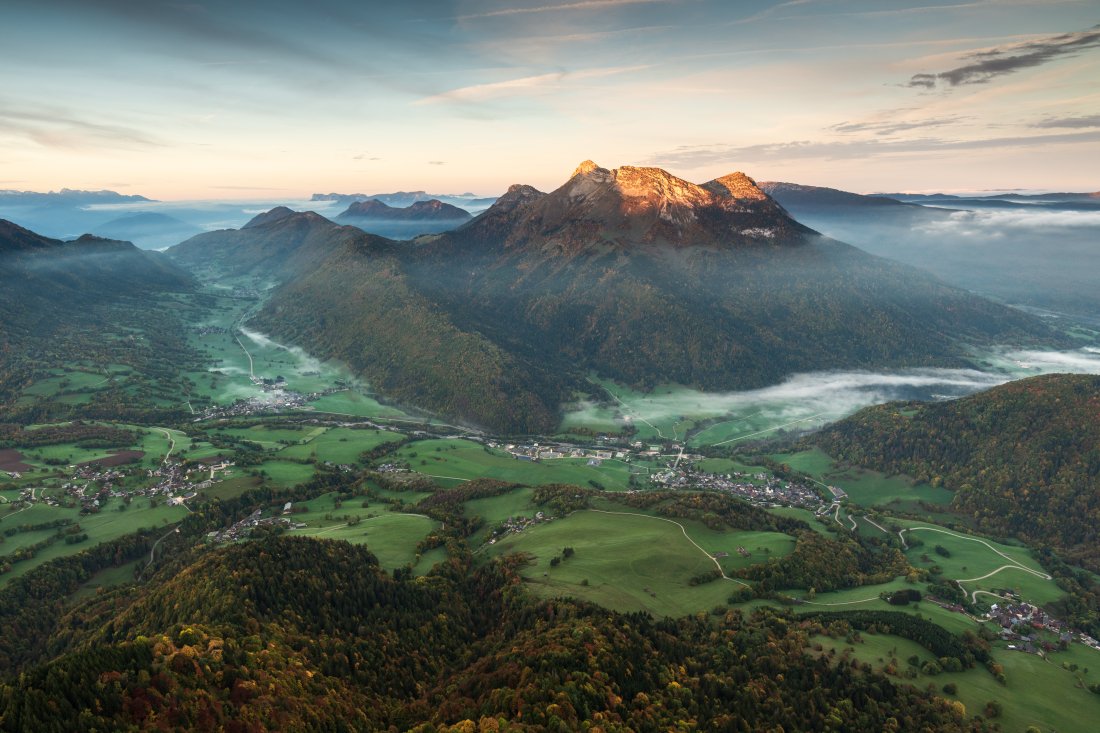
<box><xmin>737</xmin><ymin>530</ymin><xmax>910</xmax><ymax>593</ymax></box>
<box><xmin>0</xmin><ymin>422</ymin><xmax>137</xmax><ymax>449</ymax></box>
<box><xmin>811</xmin><ymin>373</ymin><xmax>1100</xmax><ymax>571</ymax></box>
<box><xmin>799</xmin><ymin>610</ymin><xmax>991</xmax><ymax>669</ymax></box>
<box><xmin>0</xmin><ymin>535</ymin><xmax>995</xmax><ymax>732</ymax></box>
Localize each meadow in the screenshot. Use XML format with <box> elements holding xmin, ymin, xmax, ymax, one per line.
<box><xmin>385</xmin><ymin>438</ymin><xmax>649</xmax><ymax>490</ymax></box>
<box><xmin>769</xmin><ymin>448</ymin><xmax>955</xmax><ymax>508</ymax></box>
<box><xmin>281</xmin><ymin>492</ymin><xmax>440</xmax><ymax>572</ymax></box>
<box><xmin>813</xmin><ymin>627</ymin><xmax>1100</xmax><ymax>733</ymax></box>
<box><xmin>484</xmin><ymin>507</ymin><xmax>797</xmax><ymax>617</ymax></box>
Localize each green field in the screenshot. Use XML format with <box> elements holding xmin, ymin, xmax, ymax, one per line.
<box><xmin>0</xmin><ymin>500</ymin><xmax>188</xmax><ymax>587</ymax></box>
<box><xmin>255</xmin><ymin>460</ymin><xmax>316</xmax><ymax>487</ymax></box>
<box><xmin>275</xmin><ymin>427</ymin><xmax>401</xmax><ymax>464</ymax></box>
<box><xmin>770</xmin><ymin>448</ymin><xmax>955</xmax><ymax>508</ymax></box>
<box><xmin>813</xmin><ymin>630</ymin><xmax>1100</xmax><ymax>733</ymax></box>
<box><xmin>283</xmin><ymin>493</ymin><xmax>441</xmax><ymax>572</ymax></box>
<box><xmin>386</xmin><ymin>439</ymin><xmax>645</xmax><ymax>490</ymax></box>
<box><xmin>485</xmin><ymin>509</ymin><xmax>797</xmax><ymax>617</ymax></box>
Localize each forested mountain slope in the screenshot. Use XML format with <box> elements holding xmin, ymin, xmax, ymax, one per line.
<box><xmin>812</xmin><ymin>373</ymin><xmax>1100</xmax><ymax>569</ymax></box>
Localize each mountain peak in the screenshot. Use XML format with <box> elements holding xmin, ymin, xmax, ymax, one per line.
<box><xmin>704</xmin><ymin>172</ymin><xmax>768</xmax><ymax>201</ymax></box>
<box><xmin>244</xmin><ymin>206</ymin><xmax>297</xmax><ymax>229</ymax></box>
<box><xmin>572</xmin><ymin>159</ymin><xmax>607</xmax><ymax>177</ymax></box>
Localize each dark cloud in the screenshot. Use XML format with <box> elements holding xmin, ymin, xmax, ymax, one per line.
<box><xmin>906</xmin><ymin>73</ymin><xmax>936</xmax><ymax>89</ymax></box>
<box><xmin>830</xmin><ymin>115</ymin><xmax>966</xmax><ymax>136</ymax></box>
<box><xmin>907</xmin><ymin>24</ymin><xmax>1100</xmax><ymax>89</ymax></box>
<box><xmin>1031</xmin><ymin>114</ymin><xmax>1100</xmax><ymax>129</ymax></box>
<box><xmin>647</xmin><ymin>130</ymin><xmax>1100</xmax><ymax>168</ymax></box>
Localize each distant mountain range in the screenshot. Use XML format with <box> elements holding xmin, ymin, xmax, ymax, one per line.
<box><xmin>169</xmin><ymin>161</ymin><xmax>1056</xmax><ymax>433</ymax></box>
<box><xmin>334</xmin><ymin>199</ymin><xmax>472</xmax><ymax>238</ymax></box>
<box><xmin>763</xmin><ymin>181</ymin><xmax>1100</xmax><ymax>315</ymax></box>
<box><xmin>312</xmin><ymin>190</ymin><xmax>497</xmax><ymax>210</ymax></box>
<box><xmin>0</xmin><ymin>188</ymin><xmax>153</xmax><ymax>205</ymax></box>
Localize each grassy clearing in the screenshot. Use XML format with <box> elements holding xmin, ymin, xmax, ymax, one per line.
<box><xmin>254</xmin><ymin>461</ymin><xmax>315</xmax><ymax>487</ymax></box>
<box><xmin>486</xmin><ymin>511</ymin><xmax>734</xmax><ymax>617</ymax></box>
<box><xmin>275</xmin><ymin>427</ymin><xmax>401</xmax><ymax>464</ymax></box>
<box><xmin>386</xmin><ymin>439</ymin><xmax>641</xmax><ymax>490</ymax></box>
<box><xmin>895</xmin><ymin>519</ymin><xmax>1061</xmax><ymax>605</ymax></box>
<box><xmin>484</xmin><ymin>509</ymin><xmax>796</xmax><ymax>617</ymax></box>
<box><xmin>0</xmin><ymin>501</ymin><xmax>187</xmax><ymax>588</ymax></box>
<box><xmin>283</xmin><ymin>493</ymin><xmax>440</xmax><ymax>571</ymax></box>
<box><xmin>769</xmin><ymin>448</ymin><xmax>954</xmax><ymax>508</ymax></box>
<box><xmin>814</xmin><ymin>630</ymin><xmax>1100</xmax><ymax>733</ymax></box>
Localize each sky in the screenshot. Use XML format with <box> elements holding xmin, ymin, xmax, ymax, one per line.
<box><xmin>1</xmin><ymin>0</ymin><xmax>1098</xmax><ymax>199</ymax></box>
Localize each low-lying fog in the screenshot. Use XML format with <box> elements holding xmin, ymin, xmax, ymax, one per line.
<box><xmin>567</xmin><ymin>346</ymin><xmax>1100</xmax><ymax>443</ymax></box>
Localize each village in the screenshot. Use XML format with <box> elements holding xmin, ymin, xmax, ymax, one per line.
<box><xmin>13</xmin><ymin>456</ymin><xmax>234</xmax><ymax>516</ymax></box>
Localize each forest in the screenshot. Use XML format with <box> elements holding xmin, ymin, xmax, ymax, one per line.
<box><xmin>0</xmin><ymin>535</ymin><xmax>994</xmax><ymax>733</ymax></box>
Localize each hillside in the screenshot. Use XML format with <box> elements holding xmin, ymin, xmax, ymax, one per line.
<box><xmin>811</xmin><ymin>373</ymin><xmax>1100</xmax><ymax>570</ymax></box>
<box><xmin>0</xmin><ymin>220</ymin><xmax>198</xmax><ymax>422</ymax></box>
<box><xmin>0</xmin><ymin>534</ymin><xmax>985</xmax><ymax>732</ymax></box>
<box><xmin>173</xmin><ymin>163</ymin><xmax>1056</xmax><ymax>433</ymax></box>
<box><xmin>90</xmin><ymin>212</ymin><xmax>203</xmax><ymax>250</ymax></box>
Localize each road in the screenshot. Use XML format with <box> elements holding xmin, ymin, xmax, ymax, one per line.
<box><xmin>160</xmin><ymin>429</ymin><xmax>177</xmax><ymax>465</ymax></box>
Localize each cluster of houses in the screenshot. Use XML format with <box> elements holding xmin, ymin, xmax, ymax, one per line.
<box><xmin>653</xmin><ymin>465</ymin><xmax>824</xmax><ymax>510</ymax></box>
<box><xmin>207</xmin><ymin>508</ymin><xmax>306</xmax><ymax>543</ymax></box>
<box><xmin>494</xmin><ymin>441</ymin><xmax>635</xmax><ymax>463</ymax></box>
<box><xmin>485</xmin><ymin>510</ymin><xmax>550</xmax><ymax>545</ymax></box>
<box><xmin>12</xmin><ymin>456</ymin><xmax>235</xmax><ymax>515</ymax></box>
<box><xmin>986</xmin><ymin>600</ymin><xmax>1097</xmax><ymax>653</ymax></box>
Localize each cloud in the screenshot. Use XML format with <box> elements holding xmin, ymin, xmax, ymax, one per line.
<box><xmin>428</xmin><ymin>161</ymin><xmax>447</xmax><ymax>165</ymax></box>
<box><xmin>647</xmin><ymin>130</ymin><xmax>1100</xmax><ymax>168</ymax></box>
<box><xmin>830</xmin><ymin>115</ymin><xmax>967</xmax><ymax>136</ymax></box>
<box><xmin>1031</xmin><ymin>114</ymin><xmax>1100</xmax><ymax>129</ymax></box>
<box><xmin>414</xmin><ymin>64</ymin><xmax>649</xmax><ymax>104</ymax></box>
<box><xmin>0</xmin><ymin>103</ymin><xmax>161</xmax><ymax>151</ymax></box>
<box><xmin>458</xmin><ymin>0</ymin><xmax>678</xmax><ymax>20</ymax></box>
<box><xmin>353</xmin><ymin>154</ymin><xmax>382</xmax><ymax>160</ymax></box>
<box><xmin>914</xmin><ymin>208</ymin><xmax>1100</xmax><ymax>238</ymax></box>
<box><xmin>907</xmin><ymin>24</ymin><xmax>1100</xmax><ymax>88</ymax></box>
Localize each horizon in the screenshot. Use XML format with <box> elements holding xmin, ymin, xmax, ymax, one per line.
<box><xmin>2</xmin><ymin>1</ymin><xmax>1097</xmax><ymax>199</ymax></box>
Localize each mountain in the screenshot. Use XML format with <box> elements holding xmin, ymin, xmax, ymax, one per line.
<box><xmin>334</xmin><ymin>198</ymin><xmax>472</xmax><ymax>238</ymax></box>
<box><xmin>339</xmin><ymin>198</ymin><xmax>471</xmax><ymax>221</ymax></box>
<box><xmin>0</xmin><ymin>534</ymin><xmax>985</xmax><ymax>732</ymax></box>
<box><xmin>811</xmin><ymin>373</ymin><xmax>1100</xmax><ymax>570</ymax></box>
<box><xmin>759</xmin><ymin>182</ymin><xmax>928</xmax><ymax>209</ymax></box>
<box><xmin>89</xmin><ymin>212</ymin><xmax>203</xmax><ymax>250</ymax></box>
<box><xmin>0</xmin><ymin>188</ymin><xmax>152</xmax><ymax>205</ymax></box>
<box><xmin>163</xmin><ymin>160</ymin><xmax>1051</xmax><ymax>433</ymax></box>
<box><xmin>0</xmin><ymin>220</ymin><xmax>194</xmax><ymax>417</ymax></box>
<box><xmin>313</xmin><ymin>190</ymin><xmax>497</xmax><ymax>210</ymax></box>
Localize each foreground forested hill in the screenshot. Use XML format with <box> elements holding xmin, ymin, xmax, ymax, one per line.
<box><xmin>0</xmin><ymin>535</ymin><xmax>988</xmax><ymax>732</ymax></box>
<box><xmin>812</xmin><ymin>373</ymin><xmax>1100</xmax><ymax>570</ymax></box>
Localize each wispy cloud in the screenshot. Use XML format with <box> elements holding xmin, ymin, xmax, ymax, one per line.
<box><xmin>830</xmin><ymin>115</ymin><xmax>968</xmax><ymax>136</ymax></box>
<box><xmin>648</xmin><ymin>130</ymin><xmax>1100</xmax><ymax>168</ymax></box>
<box><xmin>414</xmin><ymin>64</ymin><xmax>649</xmax><ymax>104</ymax></box>
<box><xmin>458</xmin><ymin>0</ymin><xmax>678</xmax><ymax>21</ymax></box>
<box><xmin>1031</xmin><ymin>113</ymin><xmax>1100</xmax><ymax>129</ymax></box>
<box><xmin>906</xmin><ymin>24</ymin><xmax>1100</xmax><ymax>88</ymax></box>
<box><xmin>0</xmin><ymin>103</ymin><xmax>161</xmax><ymax>151</ymax></box>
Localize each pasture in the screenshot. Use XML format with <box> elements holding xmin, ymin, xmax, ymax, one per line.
<box><xmin>484</xmin><ymin>509</ymin><xmax>795</xmax><ymax>617</ymax></box>
<box><xmin>813</xmin><ymin>629</ymin><xmax>1100</xmax><ymax>733</ymax></box>
<box><xmin>283</xmin><ymin>492</ymin><xmax>440</xmax><ymax>572</ymax></box>
<box><xmin>769</xmin><ymin>448</ymin><xmax>954</xmax><ymax>508</ymax></box>
<box><xmin>385</xmin><ymin>439</ymin><xmax>641</xmax><ymax>490</ymax></box>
